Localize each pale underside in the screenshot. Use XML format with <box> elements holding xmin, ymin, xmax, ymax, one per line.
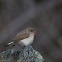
<box><xmin>18</xmin><ymin>33</ymin><xmax>34</xmax><ymax>46</ymax></box>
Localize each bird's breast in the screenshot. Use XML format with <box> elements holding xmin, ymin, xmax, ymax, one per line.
<box><xmin>18</xmin><ymin>34</ymin><xmax>34</xmax><ymax>46</ymax></box>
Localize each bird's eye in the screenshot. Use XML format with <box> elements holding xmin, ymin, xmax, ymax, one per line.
<box><xmin>30</xmin><ymin>29</ymin><xmax>34</xmax><ymax>32</ymax></box>
<box><xmin>30</xmin><ymin>30</ymin><xmax>33</xmax><ymax>32</ymax></box>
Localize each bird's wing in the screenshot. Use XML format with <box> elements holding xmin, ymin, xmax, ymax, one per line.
<box><xmin>13</xmin><ymin>31</ymin><xmax>30</xmax><ymax>43</ymax></box>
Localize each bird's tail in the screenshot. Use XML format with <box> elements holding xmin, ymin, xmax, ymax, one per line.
<box><xmin>4</xmin><ymin>41</ymin><xmax>14</xmax><ymax>47</ymax></box>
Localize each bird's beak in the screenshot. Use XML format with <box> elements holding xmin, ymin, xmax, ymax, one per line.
<box><xmin>34</xmin><ymin>31</ymin><xmax>36</xmax><ymax>34</ymax></box>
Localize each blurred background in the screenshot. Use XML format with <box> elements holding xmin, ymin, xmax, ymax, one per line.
<box><xmin>0</xmin><ymin>0</ymin><xmax>62</xmax><ymax>62</ymax></box>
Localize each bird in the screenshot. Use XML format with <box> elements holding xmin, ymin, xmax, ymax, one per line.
<box><xmin>4</xmin><ymin>27</ymin><xmax>36</xmax><ymax>47</ymax></box>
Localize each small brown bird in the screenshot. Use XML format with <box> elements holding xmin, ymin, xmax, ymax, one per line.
<box><xmin>4</xmin><ymin>27</ymin><xmax>36</xmax><ymax>47</ymax></box>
